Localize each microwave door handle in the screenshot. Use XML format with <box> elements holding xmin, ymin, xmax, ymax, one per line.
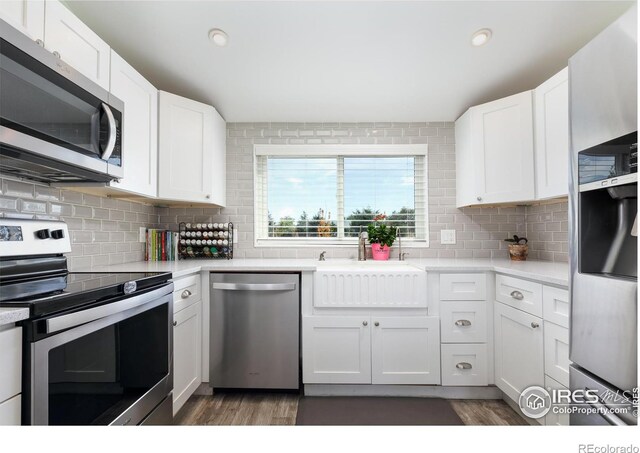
<box><xmin>100</xmin><ymin>102</ymin><xmax>117</xmax><ymax>160</ymax></box>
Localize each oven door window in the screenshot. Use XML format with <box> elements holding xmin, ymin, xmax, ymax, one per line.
<box><xmin>47</xmin><ymin>304</ymin><xmax>169</xmax><ymax>425</ymax></box>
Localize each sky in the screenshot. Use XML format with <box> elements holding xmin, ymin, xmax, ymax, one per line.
<box><xmin>267</xmin><ymin>156</ymin><xmax>416</xmax><ymax>223</ymax></box>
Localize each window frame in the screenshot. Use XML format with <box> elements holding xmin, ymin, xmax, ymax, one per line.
<box><xmin>253</xmin><ymin>144</ymin><xmax>430</xmax><ymax>248</ymax></box>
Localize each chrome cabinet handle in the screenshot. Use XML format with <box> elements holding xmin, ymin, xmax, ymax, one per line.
<box><xmin>206</xmin><ymin>194</ymin><xmax>211</xmax><ymax>199</ymax></box>
<box><xmin>531</xmin><ymin>322</ymin><xmax>539</xmax><ymax>329</ymax></box>
<box><xmin>454</xmin><ymin>319</ymin><xmax>471</xmax><ymax>327</ymax></box>
<box><xmin>173</xmin><ymin>321</ymin><xmax>178</xmax><ymax>327</ymax></box>
<box><xmin>363</xmin><ymin>321</ymin><xmax>368</xmax><ymax>326</ymax></box>
<box><xmin>53</xmin><ymin>50</ymin><xmax>61</xmax><ymax>59</ymax></box>
<box><xmin>35</xmin><ymin>39</ymin><xmax>44</xmax><ymax>47</ymax></box>
<box><xmin>456</xmin><ymin>362</ymin><xmax>472</xmax><ymax>370</ymax></box>
<box><xmin>374</xmin><ymin>321</ymin><xmax>380</xmax><ymax>327</ymax></box>
<box><xmin>476</xmin><ymin>196</ymin><xmax>482</xmax><ymax>202</ymax></box>
<box><xmin>181</xmin><ymin>289</ymin><xmax>192</xmax><ymax>299</ymax></box>
<box><xmin>510</xmin><ymin>290</ymin><xmax>524</xmax><ymax>300</ymax></box>
<box><xmin>100</xmin><ymin>103</ymin><xmax>117</xmax><ymax>160</ymax></box>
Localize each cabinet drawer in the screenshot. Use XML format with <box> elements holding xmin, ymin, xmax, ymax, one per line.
<box><xmin>440</xmin><ymin>273</ymin><xmax>486</xmax><ymax>300</ymax></box>
<box><xmin>544</xmin><ymin>321</ymin><xmax>570</xmax><ymax>387</ymax></box>
<box><xmin>440</xmin><ymin>301</ymin><xmax>487</xmax><ymax>343</ymax></box>
<box><xmin>173</xmin><ymin>274</ymin><xmax>201</xmax><ymax>313</ymax></box>
<box><xmin>441</xmin><ymin>344</ymin><xmax>488</xmax><ymax>386</ymax></box>
<box><xmin>542</xmin><ymin>286</ymin><xmax>569</xmax><ymax>328</ymax></box>
<box><xmin>495</xmin><ymin>274</ymin><xmax>542</xmax><ymax>317</ymax></box>
<box><xmin>0</xmin><ymin>326</ymin><xmax>21</xmax><ymax>404</ymax></box>
<box><xmin>0</xmin><ymin>394</ymin><xmax>21</xmax><ymax>426</ymax></box>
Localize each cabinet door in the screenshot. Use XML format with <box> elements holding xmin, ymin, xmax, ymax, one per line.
<box><xmin>302</xmin><ymin>316</ymin><xmax>371</xmax><ymax>384</ymax></box>
<box><xmin>534</xmin><ymin>67</ymin><xmax>569</xmax><ymax>199</ymax></box>
<box><xmin>0</xmin><ymin>326</ymin><xmax>21</xmax><ymax>404</ymax></box>
<box><xmin>494</xmin><ymin>302</ymin><xmax>544</xmax><ymax>402</ymax></box>
<box><xmin>109</xmin><ymin>50</ymin><xmax>158</xmax><ymax>198</ymax></box>
<box><xmin>543</xmin><ymin>321</ymin><xmax>570</xmax><ymax>387</ymax></box>
<box><xmin>472</xmin><ymin>91</ymin><xmax>535</xmax><ymax>204</ymax></box>
<box><xmin>43</xmin><ymin>0</ymin><xmax>110</xmax><ymax>89</ymax></box>
<box><xmin>0</xmin><ymin>395</ymin><xmax>21</xmax><ymax>426</ymax></box>
<box><xmin>173</xmin><ymin>301</ymin><xmax>202</xmax><ymax>415</ymax></box>
<box><xmin>158</xmin><ymin>91</ymin><xmax>216</xmax><ymax>203</ymax></box>
<box><xmin>371</xmin><ymin>317</ymin><xmax>440</xmax><ymax>385</ymax></box>
<box><xmin>544</xmin><ymin>375</ymin><xmax>569</xmax><ymax>426</ymax></box>
<box><xmin>0</xmin><ymin>0</ymin><xmax>44</xmax><ymax>41</ymax></box>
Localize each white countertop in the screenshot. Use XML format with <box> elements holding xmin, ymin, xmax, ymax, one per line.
<box><xmin>90</xmin><ymin>257</ymin><xmax>569</xmax><ymax>286</ymax></box>
<box><xmin>0</xmin><ymin>307</ymin><xmax>30</xmax><ymax>327</ymax></box>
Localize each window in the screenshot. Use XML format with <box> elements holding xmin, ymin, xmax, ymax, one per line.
<box><xmin>254</xmin><ymin>145</ymin><xmax>429</xmax><ymax>246</ymax></box>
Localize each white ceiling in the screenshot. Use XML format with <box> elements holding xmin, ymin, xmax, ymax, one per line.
<box><xmin>65</xmin><ymin>1</ymin><xmax>634</xmax><ymax>122</ymax></box>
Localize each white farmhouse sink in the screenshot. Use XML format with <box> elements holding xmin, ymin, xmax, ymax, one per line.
<box><xmin>314</xmin><ymin>260</ymin><xmax>427</xmax><ymax>308</ymax></box>
<box><xmin>316</xmin><ymin>259</ymin><xmax>421</xmax><ymax>272</ymax></box>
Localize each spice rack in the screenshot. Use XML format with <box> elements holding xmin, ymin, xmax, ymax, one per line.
<box><xmin>178</xmin><ymin>222</ymin><xmax>233</xmax><ymax>260</ymax></box>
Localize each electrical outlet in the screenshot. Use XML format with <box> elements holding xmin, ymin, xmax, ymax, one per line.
<box><xmin>441</xmin><ymin>229</ymin><xmax>456</xmax><ymax>245</ymax></box>
<box><xmin>139</xmin><ymin>227</ymin><xmax>147</xmax><ymax>242</ymax></box>
<box><xmin>233</xmin><ymin>228</ymin><xmax>239</xmax><ymax>244</ymax></box>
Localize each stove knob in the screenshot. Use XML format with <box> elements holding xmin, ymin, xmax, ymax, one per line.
<box><xmin>36</xmin><ymin>229</ymin><xmax>51</xmax><ymax>239</ymax></box>
<box><xmin>50</xmin><ymin>229</ymin><xmax>65</xmax><ymax>239</ymax></box>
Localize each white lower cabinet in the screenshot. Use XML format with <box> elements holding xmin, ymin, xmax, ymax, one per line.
<box><xmin>173</xmin><ymin>300</ymin><xmax>202</xmax><ymax>415</ymax></box>
<box><xmin>544</xmin><ymin>375</ymin><xmax>570</xmax><ymax>426</ymax></box>
<box><xmin>543</xmin><ymin>321</ymin><xmax>570</xmax><ymax>388</ymax></box>
<box><xmin>0</xmin><ymin>395</ymin><xmax>21</xmax><ymax>425</ymax></box>
<box><xmin>494</xmin><ymin>302</ymin><xmax>544</xmax><ymax>402</ymax></box>
<box><xmin>302</xmin><ymin>315</ymin><xmax>440</xmax><ymax>385</ymax></box>
<box><xmin>302</xmin><ymin>316</ymin><xmax>371</xmax><ymax>384</ymax></box>
<box><xmin>0</xmin><ymin>325</ymin><xmax>21</xmax><ymax>425</ymax></box>
<box><xmin>371</xmin><ymin>317</ymin><xmax>440</xmax><ymax>385</ymax></box>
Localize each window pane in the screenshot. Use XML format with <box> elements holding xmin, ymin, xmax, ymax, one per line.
<box><xmin>267</xmin><ymin>158</ymin><xmax>338</xmax><ymax>238</ymax></box>
<box><xmin>343</xmin><ymin>157</ymin><xmax>416</xmax><ymax>238</ymax></box>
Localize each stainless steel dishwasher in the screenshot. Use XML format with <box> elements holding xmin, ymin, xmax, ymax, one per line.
<box><xmin>209</xmin><ymin>273</ymin><xmax>300</xmax><ymax>390</ymax></box>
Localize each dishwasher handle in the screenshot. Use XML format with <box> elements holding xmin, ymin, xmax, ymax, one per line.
<box><xmin>212</xmin><ymin>282</ymin><xmax>296</xmax><ymax>291</ymax></box>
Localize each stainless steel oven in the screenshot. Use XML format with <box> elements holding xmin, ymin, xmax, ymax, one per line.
<box><xmin>0</xmin><ymin>19</ymin><xmax>123</xmax><ymax>184</ymax></box>
<box><xmin>24</xmin><ymin>285</ymin><xmax>173</xmax><ymax>425</ymax></box>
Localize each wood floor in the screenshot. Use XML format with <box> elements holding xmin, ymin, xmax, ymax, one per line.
<box><xmin>174</xmin><ymin>392</ymin><xmax>528</xmax><ymax>426</ymax></box>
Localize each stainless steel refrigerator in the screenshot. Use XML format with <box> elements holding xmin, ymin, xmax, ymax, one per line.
<box><xmin>568</xmin><ymin>4</ymin><xmax>637</xmax><ymax>426</ymax></box>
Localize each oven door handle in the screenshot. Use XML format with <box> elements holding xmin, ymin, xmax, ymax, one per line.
<box><xmin>46</xmin><ymin>284</ymin><xmax>173</xmax><ymax>334</ymax></box>
<box><xmin>100</xmin><ymin>102</ymin><xmax>117</xmax><ymax>161</ymax></box>
<box><xmin>211</xmin><ymin>282</ymin><xmax>296</xmax><ymax>291</ymax></box>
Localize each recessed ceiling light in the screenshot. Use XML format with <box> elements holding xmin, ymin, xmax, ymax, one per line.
<box><xmin>209</xmin><ymin>28</ymin><xmax>229</xmax><ymax>47</ymax></box>
<box><xmin>471</xmin><ymin>28</ymin><xmax>492</xmax><ymax>47</ymax></box>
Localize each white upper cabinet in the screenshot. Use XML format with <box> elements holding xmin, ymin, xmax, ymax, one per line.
<box><xmin>43</xmin><ymin>0</ymin><xmax>110</xmax><ymax>90</ymax></box>
<box><xmin>534</xmin><ymin>67</ymin><xmax>569</xmax><ymax>199</ymax></box>
<box><xmin>109</xmin><ymin>50</ymin><xmax>158</xmax><ymax>198</ymax></box>
<box><xmin>158</xmin><ymin>91</ymin><xmax>226</xmax><ymax>206</ymax></box>
<box><xmin>0</xmin><ymin>0</ymin><xmax>44</xmax><ymax>42</ymax></box>
<box><xmin>456</xmin><ymin>91</ymin><xmax>535</xmax><ymax>207</ymax></box>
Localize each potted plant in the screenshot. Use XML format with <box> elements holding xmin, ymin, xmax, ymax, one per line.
<box><xmin>504</xmin><ymin>235</ymin><xmax>528</xmax><ymax>261</ymax></box>
<box><xmin>367</xmin><ymin>214</ymin><xmax>397</xmax><ymax>261</ymax></box>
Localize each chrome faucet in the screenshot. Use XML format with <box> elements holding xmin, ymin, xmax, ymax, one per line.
<box><xmin>319</xmin><ymin>251</ymin><xmax>326</xmax><ymax>261</ymax></box>
<box><xmin>398</xmin><ymin>234</ymin><xmax>408</xmax><ymax>261</ymax></box>
<box><xmin>358</xmin><ymin>226</ymin><xmax>367</xmax><ymax>261</ymax></box>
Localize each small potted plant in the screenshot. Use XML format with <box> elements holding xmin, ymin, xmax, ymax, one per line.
<box><xmin>504</xmin><ymin>235</ymin><xmax>528</xmax><ymax>261</ymax></box>
<box><xmin>367</xmin><ymin>214</ymin><xmax>397</xmax><ymax>261</ymax></box>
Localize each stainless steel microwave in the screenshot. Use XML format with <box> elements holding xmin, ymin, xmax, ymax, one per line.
<box><xmin>0</xmin><ymin>19</ymin><xmax>123</xmax><ymax>184</ymax></box>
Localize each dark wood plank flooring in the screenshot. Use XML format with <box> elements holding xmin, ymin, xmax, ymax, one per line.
<box><xmin>174</xmin><ymin>393</ymin><xmax>527</xmax><ymax>426</ymax></box>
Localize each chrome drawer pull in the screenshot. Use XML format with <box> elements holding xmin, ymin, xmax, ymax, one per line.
<box><xmin>454</xmin><ymin>319</ymin><xmax>471</xmax><ymax>327</ymax></box>
<box><xmin>456</xmin><ymin>362</ymin><xmax>472</xmax><ymax>370</ymax></box>
<box><xmin>531</xmin><ymin>322</ymin><xmax>540</xmax><ymax>329</ymax></box>
<box><xmin>510</xmin><ymin>290</ymin><xmax>524</xmax><ymax>300</ymax></box>
<box><xmin>181</xmin><ymin>289</ymin><xmax>192</xmax><ymax>299</ymax></box>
